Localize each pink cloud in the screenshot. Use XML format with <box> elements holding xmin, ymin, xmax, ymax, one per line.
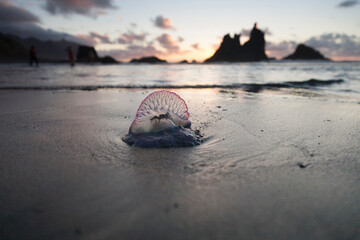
<box><xmin>117</xmin><ymin>31</ymin><xmax>147</xmax><ymax>44</ymax></box>
<box><xmin>98</xmin><ymin>43</ymin><xmax>163</xmax><ymax>62</ymax></box>
<box><xmin>191</xmin><ymin>43</ymin><xmax>200</xmax><ymax>50</ymax></box>
<box><xmin>152</xmin><ymin>15</ymin><xmax>176</xmax><ymax>30</ymax></box>
<box><xmin>266</xmin><ymin>40</ymin><xmax>297</xmax><ymax>59</ymax></box>
<box><xmin>75</xmin><ymin>34</ymin><xmax>98</xmax><ymax>45</ymax></box>
<box><xmin>305</xmin><ymin>33</ymin><xmax>360</xmax><ymax>60</ymax></box>
<box><xmin>156</xmin><ymin>33</ymin><xmax>180</xmax><ymax>53</ymax></box>
<box><xmin>89</xmin><ymin>31</ymin><xmax>111</xmax><ymax>44</ymax></box>
<box><xmin>99</xmin><ymin>34</ymin><xmax>188</xmax><ymax>62</ymax></box>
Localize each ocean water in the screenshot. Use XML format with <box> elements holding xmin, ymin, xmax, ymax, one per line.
<box><xmin>0</xmin><ymin>61</ymin><xmax>359</xmax><ymax>101</ymax></box>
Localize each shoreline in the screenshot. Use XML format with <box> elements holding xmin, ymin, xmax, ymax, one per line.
<box><xmin>1</xmin><ymin>89</ymin><xmax>359</xmax><ymax>239</ymax></box>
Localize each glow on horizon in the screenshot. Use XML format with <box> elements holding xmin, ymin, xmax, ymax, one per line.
<box><xmin>5</xmin><ymin>0</ymin><xmax>360</xmax><ymax>62</ymax></box>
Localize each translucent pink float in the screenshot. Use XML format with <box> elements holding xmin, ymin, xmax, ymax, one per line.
<box><xmin>122</xmin><ymin>90</ymin><xmax>203</xmax><ymax>148</ymax></box>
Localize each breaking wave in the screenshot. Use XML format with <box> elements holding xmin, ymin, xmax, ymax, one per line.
<box><xmin>0</xmin><ymin>79</ymin><xmax>344</xmax><ymax>93</ymax></box>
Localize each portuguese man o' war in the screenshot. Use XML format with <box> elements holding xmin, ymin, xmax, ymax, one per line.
<box><xmin>122</xmin><ymin>90</ymin><xmax>203</xmax><ymax>148</ymax></box>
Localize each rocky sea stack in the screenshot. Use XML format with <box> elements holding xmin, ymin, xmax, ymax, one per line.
<box><xmin>205</xmin><ymin>23</ymin><xmax>268</xmax><ymax>63</ymax></box>
<box><xmin>130</xmin><ymin>56</ymin><xmax>167</xmax><ymax>63</ymax></box>
<box><xmin>283</xmin><ymin>44</ymin><xmax>329</xmax><ymax>60</ymax></box>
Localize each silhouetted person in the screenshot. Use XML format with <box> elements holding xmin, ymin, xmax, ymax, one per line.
<box><xmin>67</xmin><ymin>46</ymin><xmax>75</xmax><ymax>66</ymax></box>
<box><xmin>29</xmin><ymin>46</ymin><xmax>38</xmax><ymax>67</ymax></box>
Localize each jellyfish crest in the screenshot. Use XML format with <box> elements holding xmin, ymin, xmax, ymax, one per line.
<box><xmin>130</xmin><ymin>90</ymin><xmax>191</xmax><ymax>134</ymax></box>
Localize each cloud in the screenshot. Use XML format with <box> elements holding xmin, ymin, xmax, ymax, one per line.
<box><xmin>337</xmin><ymin>0</ymin><xmax>358</xmax><ymax>7</ymax></box>
<box><xmin>99</xmin><ymin>34</ymin><xmax>188</xmax><ymax>61</ymax></box>
<box><xmin>43</xmin><ymin>0</ymin><xmax>116</xmax><ymax>17</ymax></box>
<box><xmin>0</xmin><ymin>0</ymin><xmax>108</xmax><ymax>46</ymax></box>
<box><xmin>0</xmin><ymin>1</ymin><xmax>95</xmax><ymax>46</ymax></box>
<box><xmin>89</xmin><ymin>32</ymin><xmax>111</xmax><ymax>43</ymax></box>
<box><xmin>0</xmin><ymin>21</ymin><xmax>94</xmax><ymax>45</ymax></box>
<box><xmin>191</xmin><ymin>43</ymin><xmax>200</xmax><ymax>50</ymax></box>
<box><xmin>305</xmin><ymin>33</ymin><xmax>360</xmax><ymax>60</ymax></box>
<box><xmin>262</xmin><ymin>28</ymin><xmax>272</xmax><ymax>36</ymax></box>
<box><xmin>98</xmin><ymin>43</ymin><xmax>163</xmax><ymax>61</ymax></box>
<box><xmin>73</xmin><ymin>32</ymin><xmax>112</xmax><ymax>45</ymax></box>
<box><xmin>266</xmin><ymin>40</ymin><xmax>297</xmax><ymax>59</ymax></box>
<box><xmin>156</xmin><ymin>33</ymin><xmax>180</xmax><ymax>53</ymax></box>
<box><xmin>117</xmin><ymin>31</ymin><xmax>147</xmax><ymax>44</ymax></box>
<box><xmin>75</xmin><ymin>33</ymin><xmax>98</xmax><ymax>45</ymax></box>
<box><xmin>0</xmin><ymin>0</ymin><xmax>40</xmax><ymax>23</ymax></box>
<box><xmin>240</xmin><ymin>28</ymin><xmax>251</xmax><ymax>37</ymax></box>
<box><xmin>152</xmin><ymin>15</ymin><xmax>176</xmax><ymax>30</ymax></box>
<box><xmin>265</xmin><ymin>33</ymin><xmax>360</xmax><ymax>60</ymax></box>
<box><xmin>177</xmin><ymin>36</ymin><xmax>184</xmax><ymax>42</ymax></box>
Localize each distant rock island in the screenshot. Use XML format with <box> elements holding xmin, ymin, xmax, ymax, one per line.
<box><xmin>283</xmin><ymin>44</ymin><xmax>328</xmax><ymax>60</ymax></box>
<box><xmin>205</xmin><ymin>23</ymin><xmax>268</xmax><ymax>63</ymax></box>
<box><xmin>178</xmin><ymin>59</ymin><xmax>198</xmax><ymax>64</ymax></box>
<box><xmin>130</xmin><ymin>56</ymin><xmax>167</xmax><ymax>63</ymax></box>
<box><xmin>178</xmin><ymin>60</ymin><xmax>189</xmax><ymax>64</ymax></box>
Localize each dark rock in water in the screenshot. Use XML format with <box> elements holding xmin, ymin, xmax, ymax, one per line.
<box><xmin>204</xmin><ymin>23</ymin><xmax>268</xmax><ymax>63</ymax></box>
<box><xmin>283</xmin><ymin>44</ymin><xmax>329</xmax><ymax>60</ymax></box>
<box><xmin>178</xmin><ymin>60</ymin><xmax>189</xmax><ymax>64</ymax></box>
<box><xmin>99</xmin><ymin>56</ymin><xmax>118</xmax><ymax>64</ymax></box>
<box><xmin>77</xmin><ymin>46</ymin><xmax>98</xmax><ymax>62</ymax></box>
<box><xmin>130</xmin><ymin>56</ymin><xmax>167</xmax><ymax>63</ymax></box>
<box><xmin>0</xmin><ymin>33</ymin><xmax>28</xmax><ymax>62</ymax></box>
<box><xmin>297</xmin><ymin>162</ymin><xmax>311</xmax><ymax>169</ymax></box>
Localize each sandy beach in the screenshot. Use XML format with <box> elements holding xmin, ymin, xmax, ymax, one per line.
<box><xmin>1</xmin><ymin>88</ymin><xmax>359</xmax><ymax>239</ymax></box>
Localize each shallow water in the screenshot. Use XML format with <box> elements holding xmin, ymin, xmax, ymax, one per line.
<box><xmin>0</xmin><ymin>61</ymin><xmax>359</xmax><ymax>98</ymax></box>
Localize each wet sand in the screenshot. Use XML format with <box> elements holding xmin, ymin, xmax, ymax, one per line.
<box><xmin>0</xmin><ymin>89</ymin><xmax>359</xmax><ymax>240</ymax></box>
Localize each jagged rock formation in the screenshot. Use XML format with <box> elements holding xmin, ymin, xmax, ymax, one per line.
<box><xmin>204</xmin><ymin>23</ymin><xmax>268</xmax><ymax>63</ymax></box>
<box><xmin>130</xmin><ymin>56</ymin><xmax>167</xmax><ymax>63</ymax></box>
<box><xmin>283</xmin><ymin>44</ymin><xmax>329</xmax><ymax>60</ymax></box>
<box><xmin>76</xmin><ymin>46</ymin><xmax>98</xmax><ymax>62</ymax></box>
<box><xmin>76</xmin><ymin>46</ymin><xmax>119</xmax><ymax>63</ymax></box>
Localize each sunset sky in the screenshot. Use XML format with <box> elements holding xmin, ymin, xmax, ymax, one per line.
<box><xmin>1</xmin><ymin>0</ymin><xmax>359</xmax><ymax>62</ymax></box>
